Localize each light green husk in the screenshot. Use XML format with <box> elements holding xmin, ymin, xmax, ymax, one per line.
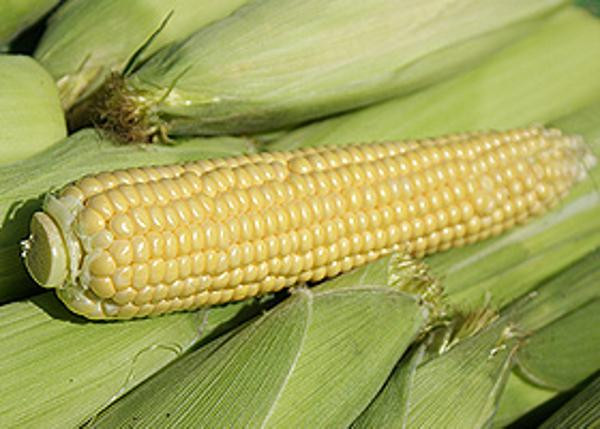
<box><xmin>354</xmin><ymin>246</ymin><xmax>600</xmax><ymax>428</ymax></box>
<box><xmin>0</xmin><ymin>55</ymin><xmax>66</xmax><ymax>164</ymax></box>
<box><xmin>354</xmin><ymin>312</ymin><xmax>519</xmax><ymax>428</ymax></box>
<box><xmin>539</xmin><ymin>373</ymin><xmax>600</xmax><ymax>428</ymax></box>
<box><xmin>494</xmin><ymin>374</ymin><xmax>557</xmax><ymax>428</ymax></box>
<box><xmin>0</xmin><ymin>294</ymin><xmax>265</xmax><ymax>428</ymax></box>
<box><xmin>0</xmin><ymin>0</ymin><xmax>59</xmax><ymax>46</ymax></box>
<box><xmin>89</xmin><ymin>0</ymin><xmax>566</xmax><ymax>140</ymax></box>
<box><xmin>492</xmin><ymin>249</ymin><xmax>600</xmax><ymax>426</ymax></box>
<box><xmin>87</xmin><ymin>256</ymin><xmax>440</xmax><ymax>428</ymax></box>
<box><xmin>0</xmin><ymin>130</ymin><xmax>254</xmax><ymax>303</ymax></box>
<box><xmin>515</xmin><ymin>300</ymin><xmax>600</xmax><ymax>391</ymax></box>
<box><xmin>270</xmin><ymin>6</ymin><xmax>600</xmax><ymax>151</ymax></box>
<box><xmin>35</xmin><ymin>0</ymin><xmax>248</xmax><ymax>109</ymax></box>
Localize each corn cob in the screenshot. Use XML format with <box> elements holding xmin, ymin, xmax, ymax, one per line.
<box><xmin>85</xmin><ymin>0</ymin><xmax>567</xmax><ymax>141</ymax></box>
<box><xmin>22</xmin><ymin>126</ymin><xmax>593</xmax><ymax>320</ymax></box>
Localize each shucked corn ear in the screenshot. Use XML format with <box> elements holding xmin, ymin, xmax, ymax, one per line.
<box><xmin>85</xmin><ymin>0</ymin><xmax>566</xmax><ymax>140</ymax></box>
<box><xmin>0</xmin><ymin>55</ymin><xmax>66</xmax><ymax>164</ymax></box>
<box><xmin>22</xmin><ymin>126</ymin><xmax>594</xmax><ymax>319</ymax></box>
<box><xmin>35</xmin><ymin>0</ymin><xmax>248</xmax><ymax>109</ymax></box>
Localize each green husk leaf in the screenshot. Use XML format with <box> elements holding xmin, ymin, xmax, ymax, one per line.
<box><xmin>0</xmin><ymin>129</ymin><xmax>254</xmax><ymax>303</ymax></box>
<box><xmin>0</xmin><ymin>55</ymin><xmax>66</xmax><ymax>164</ymax></box>
<box><xmin>406</xmin><ymin>317</ymin><xmax>519</xmax><ymax>428</ymax></box>
<box><xmin>355</xmin><ymin>313</ymin><xmax>519</xmax><ymax>428</ymax></box>
<box><xmin>507</xmin><ymin>249</ymin><xmax>600</xmax><ymax>332</ymax></box>
<box><xmin>352</xmin><ymin>345</ymin><xmax>426</xmax><ymax>428</ymax></box>
<box><xmin>89</xmin><ymin>254</ymin><xmax>436</xmax><ymax>428</ymax></box>
<box><xmin>270</xmin><ymin>6</ymin><xmax>600</xmax><ymax>151</ymax></box>
<box><xmin>35</xmin><ymin>0</ymin><xmax>248</xmax><ymax>109</ymax></box>
<box><xmin>515</xmin><ymin>299</ymin><xmax>600</xmax><ymax>391</ymax></box>
<box><xmin>494</xmin><ymin>373</ymin><xmax>558</xmax><ymax>428</ymax></box>
<box><xmin>490</xmin><ymin>248</ymin><xmax>600</xmax><ymax>427</ymax></box>
<box><xmin>540</xmin><ymin>372</ymin><xmax>600</xmax><ymax>428</ymax></box>
<box><xmin>0</xmin><ymin>0</ymin><xmax>59</xmax><ymax>45</ymax></box>
<box><xmin>0</xmin><ymin>293</ymin><xmax>264</xmax><ymax>428</ymax></box>
<box><xmin>91</xmin><ymin>0</ymin><xmax>566</xmax><ymax>139</ymax></box>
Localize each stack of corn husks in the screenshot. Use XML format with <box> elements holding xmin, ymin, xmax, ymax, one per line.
<box><xmin>1</xmin><ymin>1</ymin><xmax>599</xmax><ymax>427</ymax></box>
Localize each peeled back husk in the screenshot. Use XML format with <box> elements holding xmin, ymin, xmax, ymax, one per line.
<box><xmin>86</xmin><ymin>256</ymin><xmax>440</xmax><ymax>428</ymax></box>
<box><xmin>35</xmin><ymin>0</ymin><xmax>248</xmax><ymax>109</ymax></box>
<box><xmin>0</xmin><ymin>295</ymin><xmax>265</xmax><ymax>428</ymax></box>
<box><xmin>88</xmin><ymin>0</ymin><xmax>566</xmax><ymax>140</ymax></box>
<box><xmin>0</xmin><ymin>55</ymin><xmax>66</xmax><ymax>164</ymax></box>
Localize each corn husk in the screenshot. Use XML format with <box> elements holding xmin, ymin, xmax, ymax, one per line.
<box><xmin>0</xmin><ymin>0</ymin><xmax>59</xmax><ymax>46</ymax></box>
<box><xmin>516</xmin><ymin>300</ymin><xmax>600</xmax><ymax>391</ymax></box>
<box><xmin>0</xmin><ymin>130</ymin><xmax>254</xmax><ymax>303</ymax></box>
<box><xmin>354</xmin><ymin>244</ymin><xmax>600</xmax><ymax>428</ymax></box>
<box><xmin>492</xmin><ymin>248</ymin><xmax>600</xmax><ymax>426</ymax></box>
<box><xmin>0</xmin><ymin>293</ymin><xmax>265</xmax><ymax>428</ymax></box>
<box><xmin>0</xmin><ymin>55</ymin><xmax>66</xmax><ymax>164</ymax></box>
<box><xmin>354</xmin><ymin>311</ymin><xmax>518</xmax><ymax>428</ymax></box>
<box><xmin>270</xmin><ymin>6</ymin><xmax>600</xmax><ymax>151</ymax></box>
<box><xmin>35</xmin><ymin>0</ymin><xmax>248</xmax><ymax>109</ymax></box>
<box><xmin>87</xmin><ymin>256</ymin><xmax>440</xmax><ymax>427</ymax></box>
<box><xmin>87</xmin><ymin>0</ymin><xmax>567</xmax><ymax>140</ymax></box>
<box><xmin>539</xmin><ymin>372</ymin><xmax>600</xmax><ymax>428</ymax></box>
<box><xmin>493</xmin><ymin>374</ymin><xmax>557</xmax><ymax>428</ymax></box>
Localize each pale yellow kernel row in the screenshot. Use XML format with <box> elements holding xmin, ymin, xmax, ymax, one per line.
<box><xmin>41</xmin><ymin>126</ymin><xmax>588</xmax><ymax>319</ymax></box>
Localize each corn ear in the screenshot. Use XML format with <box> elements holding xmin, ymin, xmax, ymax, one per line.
<box><xmin>20</xmin><ymin>126</ymin><xmax>589</xmax><ymax>319</ymax></box>
<box><xmin>35</xmin><ymin>0</ymin><xmax>248</xmax><ymax>109</ymax></box>
<box><xmin>270</xmin><ymin>6</ymin><xmax>600</xmax><ymax>151</ymax></box>
<box><xmin>539</xmin><ymin>373</ymin><xmax>600</xmax><ymax>428</ymax></box>
<box><xmin>0</xmin><ymin>0</ymin><xmax>59</xmax><ymax>46</ymax></box>
<box><xmin>0</xmin><ymin>293</ymin><xmax>263</xmax><ymax>428</ymax></box>
<box><xmin>87</xmin><ymin>0</ymin><xmax>566</xmax><ymax>140</ymax></box>
<box><xmin>0</xmin><ymin>130</ymin><xmax>253</xmax><ymax>303</ymax></box>
<box><xmin>0</xmin><ymin>55</ymin><xmax>66</xmax><ymax>164</ymax></box>
<box><xmin>87</xmin><ymin>255</ymin><xmax>439</xmax><ymax>427</ymax></box>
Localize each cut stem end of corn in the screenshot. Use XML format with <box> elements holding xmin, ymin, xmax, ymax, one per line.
<box><xmin>22</xmin><ymin>212</ymin><xmax>69</xmax><ymax>289</ymax></box>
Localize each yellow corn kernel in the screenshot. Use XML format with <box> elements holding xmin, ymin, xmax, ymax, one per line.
<box><xmin>23</xmin><ymin>126</ymin><xmax>594</xmax><ymax>320</ymax></box>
